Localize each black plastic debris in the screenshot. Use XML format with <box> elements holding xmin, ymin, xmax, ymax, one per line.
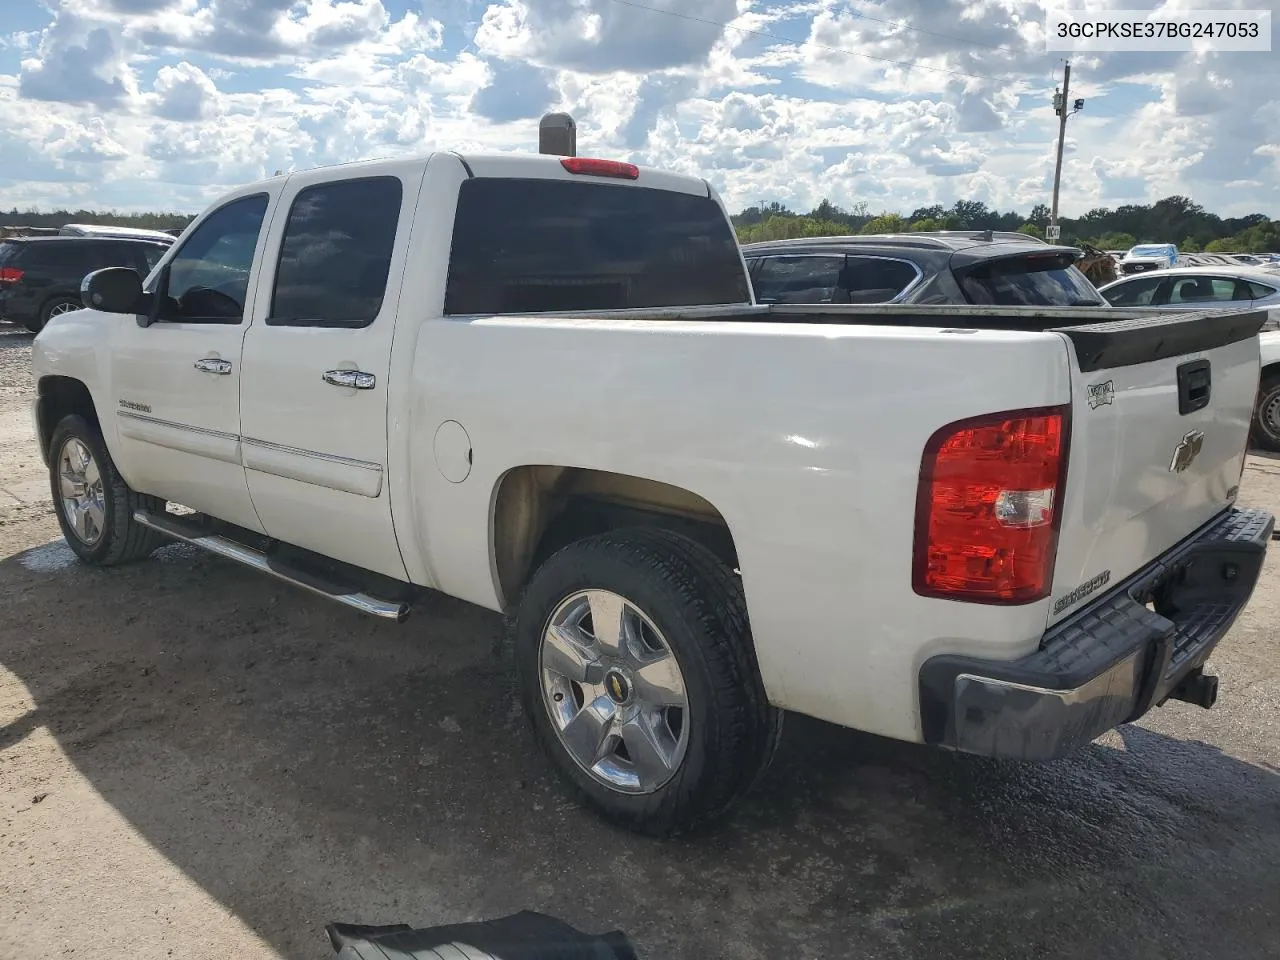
<box><xmin>325</xmin><ymin>910</ymin><xmax>640</xmax><ymax>960</ymax></box>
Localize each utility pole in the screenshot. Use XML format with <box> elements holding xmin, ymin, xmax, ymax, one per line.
<box><xmin>1049</xmin><ymin>60</ymin><xmax>1070</xmax><ymax>238</ymax></box>
<box><xmin>1049</xmin><ymin>61</ymin><xmax>1085</xmax><ymax>242</ymax></box>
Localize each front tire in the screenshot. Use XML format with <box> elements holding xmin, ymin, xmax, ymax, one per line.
<box><xmin>48</xmin><ymin>414</ymin><xmax>165</xmax><ymax>565</ymax></box>
<box><xmin>514</xmin><ymin>528</ymin><xmax>782</xmax><ymax>836</ymax></box>
<box><xmin>1253</xmin><ymin>374</ymin><xmax>1280</xmax><ymax>452</ymax></box>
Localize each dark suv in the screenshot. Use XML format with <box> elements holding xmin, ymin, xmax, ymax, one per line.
<box><xmin>0</xmin><ymin>236</ymin><xmax>170</xmax><ymax>332</ymax></box>
<box><xmin>742</xmin><ymin>231</ymin><xmax>1106</xmax><ymax>307</ymax></box>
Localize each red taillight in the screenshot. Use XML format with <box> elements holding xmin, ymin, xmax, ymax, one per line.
<box><xmin>560</xmin><ymin>157</ymin><xmax>639</xmax><ymax>180</ymax></box>
<box><xmin>913</xmin><ymin>405</ymin><xmax>1070</xmax><ymax>604</ymax></box>
<box><xmin>0</xmin><ymin>267</ymin><xmax>23</xmax><ymax>283</ymax></box>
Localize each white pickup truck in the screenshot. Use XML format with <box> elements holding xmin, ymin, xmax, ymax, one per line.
<box><xmin>31</xmin><ymin>152</ymin><xmax>1273</xmax><ymax>835</ymax></box>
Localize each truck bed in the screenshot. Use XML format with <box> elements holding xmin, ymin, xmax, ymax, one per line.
<box><xmin>494</xmin><ymin>301</ymin><xmax>1266</xmax><ymax>333</ymax></box>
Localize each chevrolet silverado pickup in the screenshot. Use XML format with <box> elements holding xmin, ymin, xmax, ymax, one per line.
<box><xmin>30</xmin><ymin>152</ymin><xmax>1273</xmax><ymax>835</ymax></box>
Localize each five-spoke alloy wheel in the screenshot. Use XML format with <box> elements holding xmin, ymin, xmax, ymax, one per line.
<box><xmin>56</xmin><ymin>436</ymin><xmax>107</xmax><ymax>546</ymax></box>
<box><xmin>515</xmin><ymin>528</ymin><xmax>782</xmax><ymax>836</ymax></box>
<box><xmin>540</xmin><ymin>588</ymin><xmax>690</xmax><ymax>795</ymax></box>
<box><xmin>47</xmin><ymin>414</ymin><xmax>164</xmax><ymax>565</ymax></box>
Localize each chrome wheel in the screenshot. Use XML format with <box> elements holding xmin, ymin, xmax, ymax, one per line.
<box><xmin>48</xmin><ymin>300</ymin><xmax>81</xmax><ymax>318</ymax></box>
<box><xmin>57</xmin><ymin>437</ymin><xmax>106</xmax><ymax>545</ymax></box>
<box><xmin>539</xmin><ymin>589</ymin><xmax>690</xmax><ymax>795</ymax></box>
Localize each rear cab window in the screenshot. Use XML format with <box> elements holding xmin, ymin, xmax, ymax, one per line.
<box><xmin>956</xmin><ymin>251</ymin><xmax>1102</xmax><ymax>306</ymax></box>
<box><xmin>444</xmin><ymin>179</ymin><xmax>749</xmax><ymax>314</ymax></box>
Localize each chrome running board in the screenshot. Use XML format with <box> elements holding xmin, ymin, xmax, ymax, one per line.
<box><xmin>133</xmin><ymin>509</ymin><xmax>410</xmax><ymax>622</ymax></box>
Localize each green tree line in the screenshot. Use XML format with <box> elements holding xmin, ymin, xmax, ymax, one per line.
<box><xmin>0</xmin><ymin>208</ymin><xmax>195</xmax><ymax>232</ymax></box>
<box><xmin>735</xmin><ymin>195</ymin><xmax>1280</xmax><ymax>253</ymax></box>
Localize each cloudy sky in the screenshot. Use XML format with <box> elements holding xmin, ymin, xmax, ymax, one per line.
<box><xmin>1</xmin><ymin>0</ymin><xmax>1277</xmax><ymax>218</ymax></box>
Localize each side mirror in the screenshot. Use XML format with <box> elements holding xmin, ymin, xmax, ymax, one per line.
<box><xmin>81</xmin><ymin>267</ymin><xmax>148</xmax><ymax>315</ymax></box>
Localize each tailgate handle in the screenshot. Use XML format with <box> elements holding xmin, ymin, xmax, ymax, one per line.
<box><xmin>1177</xmin><ymin>359</ymin><xmax>1211</xmax><ymax>415</ymax></box>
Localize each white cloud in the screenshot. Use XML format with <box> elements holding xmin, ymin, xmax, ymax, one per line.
<box><xmin>0</xmin><ymin>0</ymin><xmax>1276</xmax><ymax>220</ymax></box>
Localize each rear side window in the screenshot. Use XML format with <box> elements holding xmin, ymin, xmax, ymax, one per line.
<box><xmin>752</xmin><ymin>256</ymin><xmax>846</xmax><ymax>303</ymax></box>
<box><xmin>1166</xmin><ymin>276</ymin><xmax>1245</xmax><ymax>305</ymax></box>
<box><xmin>269</xmin><ymin>176</ymin><xmax>402</xmax><ymax>328</ymax></box>
<box><xmin>0</xmin><ymin>242</ymin><xmax>17</xmax><ymax>266</ymax></box>
<box><xmin>444</xmin><ymin>179</ymin><xmax>749</xmax><ymax>314</ymax></box>
<box><xmin>24</xmin><ymin>242</ymin><xmax>91</xmax><ymax>272</ymax></box>
<box><xmin>1244</xmin><ymin>280</ymin><xmax>1277</xmax><ymax>299</ymax></box>
<box><xmin>958</xmin><ymin>254</ymin><xmax>1101</xmax><ymax>306</ymax></box>
<box><xmin>844</xmin><ymin>256</ymin><xmax>919</xmax><ymax>303</ymax></box>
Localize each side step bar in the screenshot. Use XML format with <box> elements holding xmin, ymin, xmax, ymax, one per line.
<box><xmin>133</xmin><ymin>510</ymin><xmax>410</xmax><ymax>622</ymax></box>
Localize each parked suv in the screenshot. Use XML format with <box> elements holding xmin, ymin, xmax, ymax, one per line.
<box><xmin>0</xmin><ymin>236</ymin><xmax>170</xmax><ymax>332</ymax></box>
<box><xmin>743</xmin><ymin>231</ymin><xmax>1106</xmax><ymax>307</ymax></box>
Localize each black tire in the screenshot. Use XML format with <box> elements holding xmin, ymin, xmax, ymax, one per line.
<box><xmin>48</xmin><ymin>414</ymin><xmax>166</xmax><ymax>565</ymax></box>
<box><xmin>1254</xmin><ymin>374</ymin><xmax>1280</xmax><ymax>453</ymax></box>
<box><xmin>29</xmin><ymin>296</ymin><xmax>82</xmax><ymax>333</ymax></box>
<box><xmin>514</xmin><ymin>527</ymin><xmax>782</xmax><ymax>836</ymax></box>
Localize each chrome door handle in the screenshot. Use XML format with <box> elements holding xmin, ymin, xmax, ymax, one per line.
<box><xmin>194</xmin><ymin>358</ymin><xmax>232</xmax><ymax>375</ymax></box>
<box><xmin>322</xmin><ymin>369</ymin><xmax>376</xmax><ymax>390</ymax></box>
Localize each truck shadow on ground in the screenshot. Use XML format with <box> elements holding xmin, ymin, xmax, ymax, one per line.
<box><xmin>1</xmin><ymin>540</ymin><xmax>1279</xmax><ymax>960</ymax></box>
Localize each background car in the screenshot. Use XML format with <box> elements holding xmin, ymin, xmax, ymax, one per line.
<box><xmin>1118</xmin><ymin>242</ymin><xmax>1178</xmax><ymax>274</ymax></box>
<box><xmin>1098</xmin><ymin>265</ymin><xmax>1280</xmax><ymax>330</ymax></box>
<box><xmin>0</xmin><ymin>236</ymin><xmax>169</xmax><ymax>332</ymax></box>
<box><xmin>742</xmin><ymin>231</ymin><xmax>1106</xmax><ymax>307</ymax></box>
<box><xmin>57</xmin><ymin>223</ymin><xmax>177</xmax><ymax>244</ymax></box>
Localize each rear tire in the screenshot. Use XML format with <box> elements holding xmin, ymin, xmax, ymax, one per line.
<box><xmin>48</xmin><ymin>414</ymin><xmax>166</xmax><ymax>565</ymax></box>
<box><xmin>514</xmin><ymin>527</ymin><xmax>782</xmax><ymax>836</ymax></box>
<box><xmin>30</xmin><ymin>296</ymin><xmax>83</xmax><ymax>333</ymax></box>
<box><xmin>1253</xmin><ymin>374</ymin><xmax>1280</xmax><ymax>453</ymax></box>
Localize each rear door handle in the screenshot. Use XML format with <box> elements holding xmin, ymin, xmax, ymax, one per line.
<box><xmin>194</xmin><ymin>358</ymin><xmax>232</xmax><ymax>375</ymax></box>
<box><xmin>322</xmin><ymin>369</ymin><xmax>376</xmax><ymax>390</ymax></box>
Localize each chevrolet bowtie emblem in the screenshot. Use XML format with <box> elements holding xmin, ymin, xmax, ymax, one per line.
<box><xmin>1169</xmin><ymin>429</ymin><xmax>1205</xmax><ymax>473</ymax></box>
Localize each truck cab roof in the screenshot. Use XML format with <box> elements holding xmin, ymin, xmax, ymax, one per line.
<box><xmin>241</xmin><ymin>151</ymin><xmax>715</xmax><ymax>200</ymax></box>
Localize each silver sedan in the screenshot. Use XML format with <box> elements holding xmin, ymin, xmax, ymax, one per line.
<box><xmin>1098</xmin><ymin>265</ymin><xmax>1280</xmax><ymax>329</ymax></box>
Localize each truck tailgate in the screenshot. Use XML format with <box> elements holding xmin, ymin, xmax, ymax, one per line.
<box><xmin>1046</xmin><ymin>309</ymin><xmax>1267</xmax><ymax>626</ymax></box>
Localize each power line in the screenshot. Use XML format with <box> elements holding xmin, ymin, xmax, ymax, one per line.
<box><xmin>600</xmin><ymin>0</ymin><xmax>1005</xmax><ymax>83</ymax></box>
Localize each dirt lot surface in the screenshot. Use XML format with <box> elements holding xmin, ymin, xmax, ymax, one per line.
<box><xmin>1</xmin><ymin>322</ymin><xmax>1279</xmax><ymax>960</ymax></box>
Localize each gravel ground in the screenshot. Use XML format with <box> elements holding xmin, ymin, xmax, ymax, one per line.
<box><xmin>1</xmin><ymin>321</ymin><xmax>1279</xmax><ymax>960</ymax></box>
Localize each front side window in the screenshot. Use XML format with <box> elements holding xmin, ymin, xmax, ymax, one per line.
<box><xmin>752</xmin><ymin>256</ymin><xmax>847</xmax><ymax>304</ymax></box>
<box><xmin>159</xmin><ymin>194</ymin><xmax>269</xmax><ymax>323</ymax></box>
<box><xmin>1103</xmin><ymin>275</ymin><xmax>1163</xmax><ymax>306</ymax></box>
<box><xmin>268</xmin><ymin>176</ymin><xmax>403</xmax><ymax>328</ymax></box>
<box><xmin>137</xmin><ymin>243</ymin><xmax>167</xmax><ymax>272</ymax></box>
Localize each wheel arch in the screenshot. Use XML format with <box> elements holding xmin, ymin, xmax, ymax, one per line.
<box><xmin>35</xmin><ymin>375</ymin><xmax>100</xmax><ymax>466</ymax></box>
<box><xmin>490</xmin><ymin>465</ymin><xmax>741</xmax><ymax>609</ymax></box>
